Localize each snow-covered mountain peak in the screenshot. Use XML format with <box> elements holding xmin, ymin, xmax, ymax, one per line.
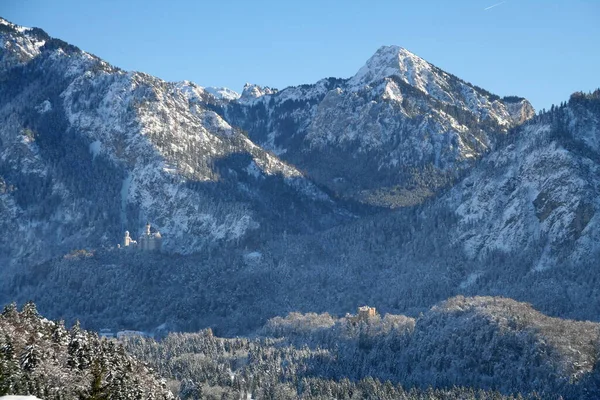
<box><xmin>349</xmin><ymin>45</ymin><xmax>434</xmax><ymax>91</ymax></box>
<box><xmin>174</xmin><ymin>81</ymin><xmax>240</xmax><ymax>102</ymax></box>
<box><xmin>225</xmin><ymin>44</ymin><xmax>535</xmax><ymax>208</ymax></box>
<box><xmin>239</xmin><ymin>83</ymin><xmax>278</xmax><ymax>104</ymax></box>
<box><xmin>348</xmin><ymin>45</ymin><xmax>535</xmax><ymax>129</ymax></box>
<box><xmin>174</xmin><ymin>80</ymin><xmax>209</xmax><ymax>102</ymax></box>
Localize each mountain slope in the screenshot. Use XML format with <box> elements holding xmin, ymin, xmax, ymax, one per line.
<box><xmin>222</xmin><ymin>45</ymin><xmax>534</xmax><ymax>207</ymax></box>
<box><xmin>405</xmin><ymin>296</ymin><xmax>600</xmax><ymax>395</ymax></box>
<box><xmin>0</xmin><ymin>17</ymin><xmax>344</xmax><ymax>268</ymax></box>
<box><xmin>445</xmin><ymin>91</ymin><xmax>600</xmax><ymax>270</ymax></box>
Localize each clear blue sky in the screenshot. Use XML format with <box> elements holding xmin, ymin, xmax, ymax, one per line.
<box><xmin>2</xmin><ymin>0</ymin><xmax>599</xmax><ymax>111</ymax></box>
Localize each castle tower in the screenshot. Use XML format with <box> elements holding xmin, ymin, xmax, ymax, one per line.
<box><xmin>147</xmin><ymin>222</ymin><xmax>155</xmax><ymax>250</ymax></box>
<box><xmin>123</xmin><ymin>231</ymin><xmax>131</xmax><ymax>247</ymax></box>
<box><xmin>137</xmin><ymin>222</ymin><xmax>161</xmax><ymax>252</ymax></box>
<box><xmin>154</xmin><ymin>231</ymin><xmax>162</xmax><ymax>251</ymax></box>
<box><xmin>357</xmin><ymin>306</ymin><xmax>377</xmax><ymax>321</ymax></box>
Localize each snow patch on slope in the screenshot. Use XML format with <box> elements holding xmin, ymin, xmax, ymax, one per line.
<box><xmin>89</xmin><ymin>140</ymin><xmax>101</xmax><ymax>159</ymax></box>
<box><xmin>204</xmin><ymin>86</ymin><xmax>240</xmax><ymax>101</ymax></box>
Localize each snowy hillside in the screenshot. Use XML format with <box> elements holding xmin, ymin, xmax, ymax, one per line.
<box><xmin>124</xmin><ymin>296</ymin><xmax>600</xmax><ymax>399</ymax></box>
<box><xmin>445</xmin><ymin>91</ymin><xmax>600</xmax><ymax>270</ymax></box>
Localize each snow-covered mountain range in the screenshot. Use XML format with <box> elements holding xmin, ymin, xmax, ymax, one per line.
<box><xmin>1</xmin><ymin>16</ymin><xmax>599</xmax><ymax>336</ymax></box>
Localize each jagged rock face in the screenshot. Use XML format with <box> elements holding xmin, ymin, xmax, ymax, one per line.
<box><xmin>224</xmin><ymin>46</ymin><xmax>535</xmax><ymax>207</ymax></box>
<box><xmin>0</xmin><ymin>18</ymin><xmax>340</xmax><ymax>266</ymax></box>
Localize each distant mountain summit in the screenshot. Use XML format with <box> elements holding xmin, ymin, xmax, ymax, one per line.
<box><xmin>204</xmin><ymin>86</ymin><xmax>240</xmax><ymax>101</ymax></box>
<box><xmin>350</xmin><ymin>45</ymin><xmax>533</xmax><ymax>126</ymax></box>
<box><xmin>223</xmin><ymin>45</ymin><xmax>535</xmax><ymax>207</ymax></box>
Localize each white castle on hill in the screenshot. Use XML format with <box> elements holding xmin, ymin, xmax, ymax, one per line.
<box><xmin>120</xmin><ymin>222</ymin><xmax>162</xmax><ymax>252</ymax></box>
